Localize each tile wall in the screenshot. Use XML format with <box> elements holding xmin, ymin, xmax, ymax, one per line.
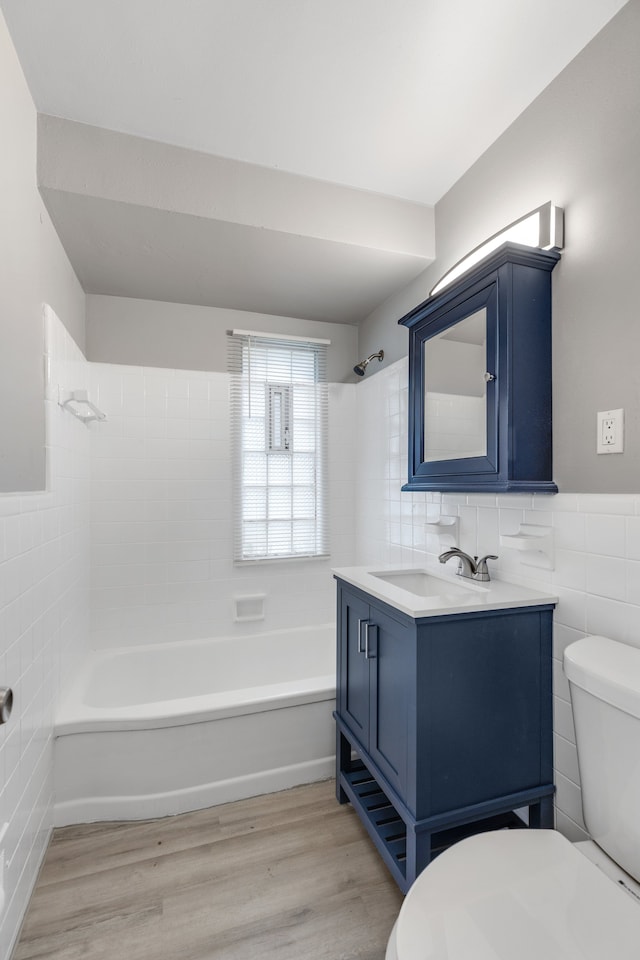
<box><xmin>0</xmin><ymin>307</ymin><xmax>90</xmax><ymax>958</ymax></box>
<box><xmin>355</xmin><ymin>356</ymin><xmax>640</xmax><ymax>842</ymax></box>
<box><xmin>88</xmin><ymin>365</ymin><xmax>356</xmax><ymax>648</ymax></box>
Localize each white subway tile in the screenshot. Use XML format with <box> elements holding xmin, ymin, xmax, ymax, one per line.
<box><xmin>552</xmin><ymin>511</ymin><xmax>586</xmax><ymax>552</ymax></box>
<box><xmin>497</xmin><ymin>507</ymin><xmax>526</xmax><ymax>536</ymax></box>
<box><xmin>585</xmin><ymin>514</ymin><xmax>626</xmax><ymax>557</ymax></box>
<box><xmin>144</xmin><ymin>416</ymin><xmax>168</xmax><ymax>439</ymax></box>
<box><xmin>554</xmin><ymin>550</ymin><xmax>586</xmax><ymax>592</ymax></box>
<box><xmin>541</xmin><ymin>493</ymin><xmax>579</xmax><ymax>513</ymax></box>
<box><xmin>467</xmin><ymin>494</ymin><xmax>497</xmax><ymax>508</ymax></box>
<box><xmin>187</xmin><ymin>380</ymin><xmax>209</xmax><ymax>401</ymax></box>
<box><xmin>555</xmin><ymin>811</ymin><xmax>589</xmax><ymax>843</ymax></box>
<box><xmin>207</xmin><ymin>376</ymin><xmax>230</xmax><ymax>403</ymax></box>
<box><xmin>496</xmin><ymin>494</ymin><xmax>534</xmax><ymax>510</ymax></box>
<box><xmin>554</xmin><ymin>773</ymin><xmax>585</xmax><ymax>829</ymax></box>
<box><xmin>553</xmin><ymin>587</ymin><xmax>587</xmax><ymax>633</ymax></box>
<box><xmin>626</xmin><ymin>516</ymin><xmax>640</xmax><ymax>560</ymax></box>
<box><xmin>553</xmin><ymin>697</ymin><xmax>576</xmax><ymax>744</ymax></box>
<box><xmin>166</xmin><ymin>560</ymin><xmax>210</xmax><ymax>583</ymax></box>
<box><xmin>144</xmin><ymin>390</ymin><xmax>167</xmax><ymax>420</ymax></box>
<box><xmin>457</xmin><ymin>506</ymin><xmax>478</xmax><ymax>555</ymax></box>
<box><xmin>585</xmin><ymin>594</ymin><xmax>628</xmax><ymax>643</ymax></box>
<box><xmin>579</xmin><ymin>494</ymin><xmax>637</xmax><ymax>516</ymax></box>
<box><xmin>555</xmin><ymin>734</ymin><xmax>580</xmax><ymax>784</ymax></box>
<box><xmin>585</xmin><ymin>555</ymin><xmax>626</xmax><ymax>601</ymax></box>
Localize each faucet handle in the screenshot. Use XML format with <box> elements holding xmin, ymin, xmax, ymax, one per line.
<box><xmin>475</xmin><ymin>554</ymin><xmax>498</xmax><ymax>581</ymax></box>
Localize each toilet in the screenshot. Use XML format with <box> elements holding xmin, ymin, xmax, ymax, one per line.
<box><xmin>386</xmin><ymin>634</ymin><xmax>640</xmax><ymax>959</ymax></box>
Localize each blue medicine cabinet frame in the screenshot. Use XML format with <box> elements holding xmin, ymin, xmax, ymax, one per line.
<box><xmin>399</xmin><ymin>242</ymin><xmax>560</xmax><ymax>493</ymax></box>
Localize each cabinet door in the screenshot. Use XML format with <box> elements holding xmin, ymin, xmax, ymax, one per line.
<box><xmin>425</xmin><ymin>610</ymin><xmax>550</xmax><ymax>813</ymax></box>
<box><xmin>368</xmin><ymin>605</ymin><xmax>412</xmax><ymax>795</ymax></box>
<box><xmin>338</xmin><ymin>589</ymin><xmax>370</xmax><ymax>745</ymax></box>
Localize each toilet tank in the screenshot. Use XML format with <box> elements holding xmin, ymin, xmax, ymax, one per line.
<box><xmin>564</xmin><ymin>635</ymin><xmax>640</xmax><ymax>883</ymax></box>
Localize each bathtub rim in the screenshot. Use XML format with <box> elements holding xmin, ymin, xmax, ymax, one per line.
<box><xmin>57</xmin><ymin>675</ymin><xmax>336</xmax><ymax>735</ymax></box>
<box><xmin>55</xmin><ymin>622</ymin><xmax>336</xmax><ymax>736</ymax></box>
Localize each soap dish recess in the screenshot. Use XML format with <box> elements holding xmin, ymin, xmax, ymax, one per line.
<box><xmin>425</xmin><ymin>514</ymin><xmax>458</xmax><ymax>543</ymax></box>
<box><xmin>500</xmin><ymin>523</ymin><xmax>554</xmax><ymax>569</ymax></box>
<box><xmin>233</xmin><ymin>594</ymin><xmax>266</xmax><ymax>622</ymax></box>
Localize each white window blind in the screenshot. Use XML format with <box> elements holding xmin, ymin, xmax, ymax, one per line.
<box><xmin>228</xmin><ymin>331</ymin><xmax>329</xmax><ymax>562</ymax></box>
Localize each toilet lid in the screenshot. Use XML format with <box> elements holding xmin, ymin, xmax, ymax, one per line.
<box><xmin>395</xmin><ymin>829</ymin><xmax>640</xmax><ymax>960</ymax></box>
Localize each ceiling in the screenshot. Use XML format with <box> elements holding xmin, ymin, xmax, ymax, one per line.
<box><xmin>2</xmin><ymin>0</ymin><xmax>628</xmax><ymax>324</ymax></box>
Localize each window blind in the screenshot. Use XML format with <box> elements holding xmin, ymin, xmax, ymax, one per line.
<box><xmin>228</xmin><ymin>331</ymin><xmax>330</xmax><ymax>562</ymax></box>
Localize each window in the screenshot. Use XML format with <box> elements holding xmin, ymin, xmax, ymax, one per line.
<box><xmin>228</xmin><ymin>331</ymin><xmax>329</xmax><ymax>561</ymax></box>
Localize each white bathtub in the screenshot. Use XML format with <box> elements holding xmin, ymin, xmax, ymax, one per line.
<box><xmin>54</xmin><ymin>624</ymin><xmax>336</xmax><ymax>826</ymax></box>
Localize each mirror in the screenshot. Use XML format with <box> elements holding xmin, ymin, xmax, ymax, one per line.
<box><xmin>423</xmin><ymin>308</ymin><xmax>487</xmax><ymax>462</ymax></box>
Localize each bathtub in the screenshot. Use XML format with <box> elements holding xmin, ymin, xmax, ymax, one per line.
<box><xmin>53</xmin><ymin>624</ymin><xmax>336</xmax><ymax>826</ymax></box>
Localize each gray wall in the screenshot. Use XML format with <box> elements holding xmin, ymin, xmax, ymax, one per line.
<box><xmin>86</xmin><ymin>295</ymin><xmax>359</xmax><ymax>384</ymax></box>
<box><xmin>0</xmin><ymin>12</ymin><xmax>85</xmax><ymax>492</ymax></box>
<box><xmin>359</xmin><ymin>0</ymin><xmax>640</xmax><ymax>493</ymax></box>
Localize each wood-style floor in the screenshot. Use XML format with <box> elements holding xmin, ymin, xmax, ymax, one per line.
<box><xmin>14</xmin><ymin>780</ymin><xmax>403</xmax><ymax>960</ymax></box>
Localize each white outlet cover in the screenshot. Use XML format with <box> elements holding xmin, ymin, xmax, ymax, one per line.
<box><xmin>597</xmin><ymin>408</ymin><xmax>624</xmax><ymax>454</ymax></box>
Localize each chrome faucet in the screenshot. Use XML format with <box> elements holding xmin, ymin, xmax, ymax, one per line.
<box><xmin>438</xmin><ymin>548</ymin><xmax>498</xmax><ymax>582</ymax></box>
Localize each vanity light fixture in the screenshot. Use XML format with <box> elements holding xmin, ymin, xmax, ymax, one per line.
<box><xmin>430</xmin><ymin>201</ymin><xmax>564</xmax><ymax>297</ymax></box>
<box><xmin>353</xmin><ymin>350</ymin><xmax>384</xmax><ymax>377</ymax></box>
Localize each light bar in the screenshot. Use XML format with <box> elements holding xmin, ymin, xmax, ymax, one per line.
<box><xmin>430</xmin><ymin>202</ymin><xmax>564</xmax><ymax>297</ymax></box>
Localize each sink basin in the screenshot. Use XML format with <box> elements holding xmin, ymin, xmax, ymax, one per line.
<box><xmin>370</xmin><ymin>569</ymin><xmax>479</xmax><ymax>599</ymax></box>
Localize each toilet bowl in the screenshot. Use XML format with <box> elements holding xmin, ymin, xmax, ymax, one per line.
<box><xmin>386</xmin><ymin>635</ymin><xmax>640</xmax><ymax>959</ymax></box>
<box><xmin>385</xmin><ymin>828</ymin><xmax>640</xmax><ymax>960</ymax></box>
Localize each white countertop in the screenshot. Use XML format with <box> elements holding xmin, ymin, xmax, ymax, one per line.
<box><xmin>332</xmin><ymin>564</ymin><xmax>558</xmax><ymax>619</ymax></box>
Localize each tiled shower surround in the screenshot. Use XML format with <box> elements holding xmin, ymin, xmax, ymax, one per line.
<box><xmin>3</xmin><ymin>332</ymin><xmax>640</xmax><ymax>954</ymax></box>
<box><xmin>88</xmin><ymin>364</ymin><xmax>356</xmax><ymax>647</ymax></box>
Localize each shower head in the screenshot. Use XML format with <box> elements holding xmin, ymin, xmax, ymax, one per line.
<box><xmin>353</xmin><ymin>350</ymin><xmax>384</xmax><ymax>377</ymax></box>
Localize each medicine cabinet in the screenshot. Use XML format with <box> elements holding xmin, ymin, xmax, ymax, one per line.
<box><xmin>399</xmin><ymin>242</ymin><xmax>560</xmax><ymax>493</ymax></box>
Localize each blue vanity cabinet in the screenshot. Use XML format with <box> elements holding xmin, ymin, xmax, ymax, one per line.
<box><xmin>399</xmin><ymin>242</ymin><xmax>560</xmax><ymax>493</ymax></box>
<box><xmin>334</xmin><ymin>577</ymin><xmax>555</xmax><ymax>893</ymax></box>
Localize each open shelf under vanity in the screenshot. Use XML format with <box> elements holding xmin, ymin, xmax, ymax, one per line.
<box><xmin>337</xmin><ymin>730</ymin><xmax>540</xmax><ymax>894</ymax></box>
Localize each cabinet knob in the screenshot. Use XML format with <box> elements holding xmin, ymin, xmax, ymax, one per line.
<box><xmin>483</xmin><ymin>372</ymin><xmax>496</xmax><ymax>382</ymax></box>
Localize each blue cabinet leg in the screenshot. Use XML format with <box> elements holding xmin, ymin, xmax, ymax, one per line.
<box><xmin>405</xmin><ymin>826</ymin><xmax>432</xmax><ymax>890</ymax></box>
<box><xmin>529</xmin><ymin>794</ymin><xmax>554</xmax><ymax>828</ymax></box>
<box><xmin>336</xmin><ymin>728</ymin><xmax>350</xmax><ymax>804</ymax></box>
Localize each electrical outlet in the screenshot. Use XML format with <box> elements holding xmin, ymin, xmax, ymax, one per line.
<box><xmin>597</xmin><ymin>409</ymin><xmax>624</xmax><ymax>454</ymax></box>
<box><xmin>602</xmin><ymin>417</ymin><xmax>616</xmax><ymax>445</ymax></box>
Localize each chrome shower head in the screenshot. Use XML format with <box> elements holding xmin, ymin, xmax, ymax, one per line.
<box><xmin>353</xmin><ymin>350</ymin><xmax>384</xmax><ymax>377</ymax></box>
